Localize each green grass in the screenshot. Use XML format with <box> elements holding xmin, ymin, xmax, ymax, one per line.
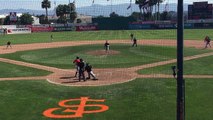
<box><xmin>185</xmin><ymin>78</ymin><xmax>213</xmax><ymax>120</ymax></box>
<box><xmin>0</xmin><ymin>44</ymin><xmax>210</xmax><ymax>69</ymax></box>
<box><xmin>0</xmin><ymin>28</ymin><xmax>212</xmax><ymax>120</ymax></box>
<box><xmin>138</xmin><ymin>55</ymin><xmax>213</xmax><ymax>75</ymax></box>
<box><xmin>0</xmin><ymin>61</ymin><xmax>52</xmax><ymax>78</ymax></box>
<box><xmin>0</xmin><ymin>29</ymin><xmax>212</xmax><ymax>45</ymax></box>
<box><xmin>0</xmin><ymin>78</ymin><xmax>212</xmax><ymax>120</ymax></box>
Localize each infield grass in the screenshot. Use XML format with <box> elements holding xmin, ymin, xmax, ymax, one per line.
<box><xmin>0</xmin><ymin>29</ymin><xmax>212</xmax><ymax>45</ymax></box>
<box><xmin>138</xmin><ymin>55</ymin><xmax>213</xmax><ymax>75</ymax></box>
<box><xmin>0</xmin><ymin>44</ymin><xmax>211</xmax><ymax>69</ymax></box>
<box><xmin>0</xmin><ymin>61</ymin><xmax>52</xmax><ymax>78</ymax></box>
<box><xmin>0</xmin><ymin>78</ymin><xmax>212</xmax><ymax>120</ymax></box>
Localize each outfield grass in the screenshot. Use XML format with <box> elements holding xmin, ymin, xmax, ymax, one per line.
<box><xmin>0</xmin><ymin>61</ymin><xmax>52</xmax><ymax>78</ymax></box>
<box><xmin>0</xmin><ymin>44</ymin><xmax>211</xmax><ymax>69</ymax></box>
<box><xmin>138</xmin><ymin>55</ymin><xmax>213</xmax><ymax>75</ymax></box>
<box><xmin>0</xmin><ymin>29</ymin><xmax>212</xmax><ymax>45</ymax></box>
<box><xmin>0</xmin><ymin>78</ymin><xmax>212</xmax><ymax>120</ymax></box>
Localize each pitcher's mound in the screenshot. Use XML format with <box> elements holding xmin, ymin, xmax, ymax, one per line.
<box><xmin>86</xmin><ymin>50</ymin><xmax>120</xmax><ymax>56</ymax></box>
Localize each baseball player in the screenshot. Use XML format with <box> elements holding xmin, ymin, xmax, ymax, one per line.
<box><xmin>50</xmin><ymin>34</ymin><xmax>53</xmax><ymax>41</ymax></box>
<box><xmin>204</xmin><ymin>36</ymin><xmax>211</xmax><ymax>48</ymax></box>
<box><xmin>73</xmin><ymin>56</ymin><xmax>80</xmax><ymax>77</ymax></box>
<box><xmin>132</xmin><ymin>37</ymin><xmax>137</xmax><ymax>47</ymax></box>
<box><xmin>6</xmin><ymin>41</ymin><xmax>12</xmax><ymax>49</ymax></box>
<box><xmin>130</xmin><ymin>33</ymin><xmax>134</xmax><ymax>41</ymax></box>
<box><xmin>85</xmin><ymin>63</ymin><xmax>98</xmax><ymax>80</ymax></box>
<box><xmin>104</xmin><ymin>40</ymin><xmax>110</xmax><ymax>53</ymax></box>
<box><xmin>78</xmin><ymin>58</ymin><xmax>86</xmax><ymax>81</ymax></box>
<box><xmin>171</xmin><ymin>66</ymin><xmax>177</xmax><ymax>78</ymax></box>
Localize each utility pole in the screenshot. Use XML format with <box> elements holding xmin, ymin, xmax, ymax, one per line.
<box><xmin>177</xmin><ymin>0</ymin><xmax>185</xmax><ymax>119</ymax></box>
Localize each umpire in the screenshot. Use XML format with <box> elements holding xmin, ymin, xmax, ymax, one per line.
<box><xmin>78</xmin><ymin>58</ymin><xmax>86</xmax><ymax>81</ymax></box>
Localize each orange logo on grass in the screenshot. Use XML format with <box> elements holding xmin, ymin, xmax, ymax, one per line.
<box><xmin>43</xmin><ymin>97</ymin><xmax>109</xmax><ymax>119</ymax></box>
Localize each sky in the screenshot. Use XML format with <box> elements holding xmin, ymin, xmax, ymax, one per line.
<box><xmin>0</xmin><ymin>0</ymin><xmax>213</xmax><ymax>10</ymax></box>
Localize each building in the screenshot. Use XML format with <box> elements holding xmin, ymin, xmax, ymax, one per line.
<box><xmin>188</xmin><ymin>1</ymin><xmax>213</xmax><ymax>20</ymax></box>
<box><xmin>31</xmin><ymin>16</ymin><xmax>40</xmax><ymax>25</ymax></box>
<box><xmin>74</xmin><ymin>14</ymin><xmax>92</xmax><ymax>24</ymax></box>
<box><xmin>0</xmin><ymin>13</ymin><xmax>40</xmax><ymax>25</ymax></box>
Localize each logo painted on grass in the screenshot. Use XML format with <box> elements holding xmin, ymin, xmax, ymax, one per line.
<box><xmin>43</xmin><ymin>97</ymin><xmax>109</xmax><ymax>119</ymax></box>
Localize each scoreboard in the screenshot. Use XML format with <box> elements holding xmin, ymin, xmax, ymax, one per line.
<box><xmin>188</xmin><ymin>2</ymin><xmax>213</xmax><ymax>20</ymax></box>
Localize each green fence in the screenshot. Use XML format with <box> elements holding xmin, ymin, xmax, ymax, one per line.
<box><xmin>92</xmin><ymin>17</ymin><xmax>135</xmax><ymax>30</ymax></box>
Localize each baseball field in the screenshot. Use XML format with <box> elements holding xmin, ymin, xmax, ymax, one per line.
<box><xmin>0</xmin><ymin>29</ymin><xmax>213</xmax><ymax>120</ymax></box>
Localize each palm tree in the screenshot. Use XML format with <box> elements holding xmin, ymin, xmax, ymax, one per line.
<box><xmin>69</xmin><ymin>3</ymin><xmax>77</xmax><ymax>23</ymax></box>
<box><xmin>56</xmin><ymin>5</ymin><xmax>67</xmax><ymax>23</ymax></box>
<box><xmin>70</xmin><ymin>12</ymin><xmax>77</xmax><ymax>23</ymax></box>
<box><xmin>56</xmin><ymin>4</ymin><xmax>70</xmax><ymax>23</ymax></box>
<box><xmin>69</xmin><ymin>3</ymin><xmax>76</xmax><ymax>12</ymax></box>
<box><xmin>157</xmin><ymin>0</ymin><xmax>164</xmax><ymax>20</ymax></box>
<box><xmin>135</xmin><ymin>0</ymin><xmax>157</xmax><ymax>20</ymax></box>
<box><xmin>41</xmin><ymin>0</ymin><xmax>51</xmax><ymax>22</ymax></box>
<box><xmin>135</xmin><ymin>0</ymin><xmax>145</xmax><ymax>15</ymax></box>
<box><xmin>56</xmin><ymin>4</ymin><xmax>77</xmax><ymax>23</ymax></box>
<box><xmin>135</xmin><ymin>0</ymin><xmax>165</xmax><ymax>21</ymax></box>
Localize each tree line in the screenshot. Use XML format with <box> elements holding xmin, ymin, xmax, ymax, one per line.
<box><xmin>0</xmin><ymin>0</ymin><xmax>178</xmax><ymax>25</ymax></box>
<box><xmin>0</xmin><ymin>0</ymin><xmax>77</xmax><ymax>25</ymax></box>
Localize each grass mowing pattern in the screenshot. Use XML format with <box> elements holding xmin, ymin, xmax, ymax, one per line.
<box><xmin>0</xmin><ymin>44</ymin><xmax>210</xmax><ymax>69</ymax></box>
<box><xmin>0</xmin><ymin>79</ymin><xmax>176</xmax><ymax>120</ymax></box>
<box><xmin>0</xmin><ymin>78</ymin><xmax>212</xmax><ymax>120</ymax></box>
<box><xmin>0</xmin><ymin>29</ymin><xmax>213</xmax><ymax>45</ymax></box>
<box><xmin>0</xmin><ymin>62</ymin><xmax>52</xmax><ymax>78</ymax></box>
<box><xmin>138</xmin><ymin>55</ymin><xmax>213</xmax><ymax>75</ymax></box>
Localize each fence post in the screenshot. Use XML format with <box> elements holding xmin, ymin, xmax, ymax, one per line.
<box><xmin>177</xmin><ymin>0</ymin><xmax>185</xmax><ymax>120</ymax></box>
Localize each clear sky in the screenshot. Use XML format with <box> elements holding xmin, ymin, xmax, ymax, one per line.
<box><xmin>0</xmin><ymin>0</ymin><xmax>213</xmax><ymax>10</ymax></box>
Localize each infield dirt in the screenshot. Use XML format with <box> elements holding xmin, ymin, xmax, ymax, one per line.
<box><xmin>0</xmin><ymin>40</ymin><xmax>212</xmax><ymax>86</ymax></box>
